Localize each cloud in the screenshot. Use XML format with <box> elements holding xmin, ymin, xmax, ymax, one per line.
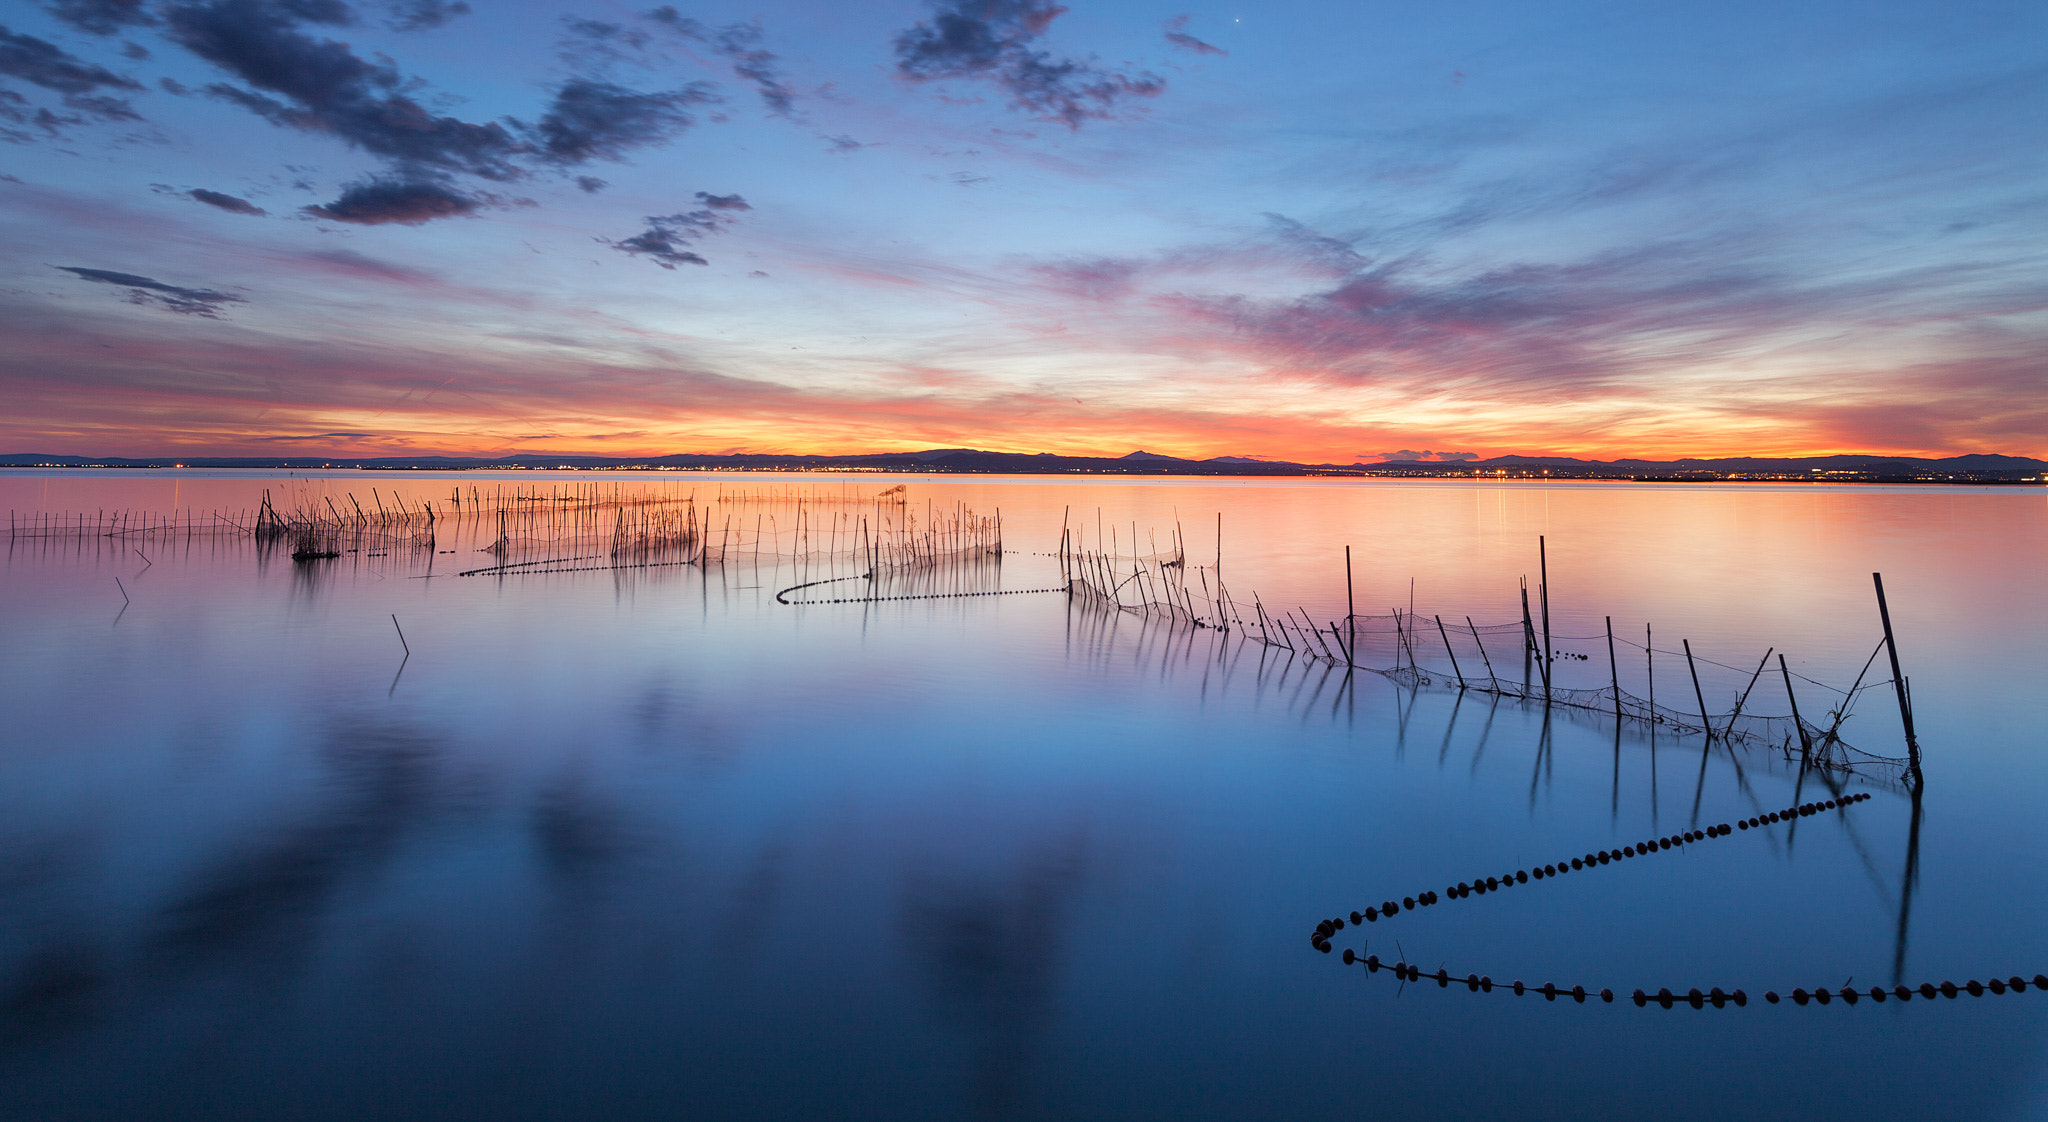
<box><xmin>55</xmin><ymin>265</ymin><xmax>245</xmax><ymax>316</ymax></box>
<box><xmin>42</xmin><ymin>0</ymin><xmax>155</xmax><ymax>36</ymax></box>
<box><xmin>0</xmin><ymin>24</ymin><xmax>144</xmax><ymax>97</ymax></box>
<box><xmin>1161</xmin><ymin>15</ymin><xmax>1223</xmax><ymax>56</ymax></box>
<box><xmin>893</xmin><ymin>0</ymin><xmax>1165</xmax><ymax>129</ymax></box>
<box><xmin>641</xmin><ymin>6</ymin><xmax>700</xmax><ymax>38</ymax></box>
<box><xmin>1028</xmin><ymin>257</ymin><xmax>1138</xmax><ymax>300</ymax></box>
<box><xmin>694</xmin><ymin>190</ymin><xmax>747</xmax><ymax>210</ymax></box>
<box><xmin>300</xmin><ymin>247</ymin><xmax>437</xmax><ymax>284</ymax></box>
<box><xmin>556</xmin><ymin>16</ymin><xmax>662</xmax><ymax>73</ymax></box>
<box><xmin>167</xmin><ymin>0</ymin><xmax>524</xmax><ymax>181</ymax></box>
<box><xmin>610</xmin><ymin>199</ymin><xmax>747</xmax><ymax>269</ymax></box>
<box><xmin>528</xmin><ymin>78</ymin><xmax>713</xmax><ymax>165</ymax></box>
<box><xmin>639</xmin><ymin>10</ymin><xmax>797</xmax><ymax>118</ymax></box>
<box><xmin>711</xmin><ymin>20</ymin><xmax>793</xmax><ymax>117</ymax></box>
<box><xmin>612</xmin><ymin>217</ymin><xmax>711</xmax><ymax>268</ymax></box>
<box><xmin>1375</xmin><ymin>449</ymin><xmax>1477</xmax><ymax>462</ymax></box>
<box><xmin>188</xmin><ymin>187</ymin><xmax>265</xmax><ymax>214</ymax></box>
<box><xmin>0</xmin><ymin>64</ymin><xmax>138</xmax><ymax>139</ymax></box>
<box><xmin>575</xmin><ymin>174</ymin><xmax>607</xmax><ymax>193</ymax></box>
<box><xmin>302</xmin><ymin>177</ymin><xmax>480</xmax><ymax>224</ymax></box>
<box><xmin>383</xmin><ymin>0</ymin><xmax>467</xmax><ymax>32</ymax></box>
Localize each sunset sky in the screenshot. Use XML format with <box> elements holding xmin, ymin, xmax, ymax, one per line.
<box><xmin>1</xmin><ymin>0</ymin><xmax>2042</xmax><ymax>460</ymax></box>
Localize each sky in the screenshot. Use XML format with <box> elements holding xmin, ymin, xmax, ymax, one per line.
<box><xmin>0</xmin><ymin>0</ymin><xmax>2043</xmax><ymax>461</ymax></box>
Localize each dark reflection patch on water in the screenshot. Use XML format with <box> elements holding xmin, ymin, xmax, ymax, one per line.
<box><xmin>903</xmin><ymin>829</ymin><xmax>1089</xmax><ymax>1119</ymax></box>
<box><xmin>152</xmin><ymin>718</ymin><xmax>447</xmax><ymax>962</ymax></box>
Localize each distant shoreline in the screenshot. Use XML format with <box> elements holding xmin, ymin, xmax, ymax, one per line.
<box><xmin>3</xmin><ymin>448</ymin><xmax>2044</xmax><ymax>485</ymax></box>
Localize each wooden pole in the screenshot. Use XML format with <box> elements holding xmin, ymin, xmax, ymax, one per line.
<box><xmin>1647</xmin><ymin>624</ymin><xmax>1654</xmax><ymax>721</ymax></box>
<box><xmin>1466</xmin><ymin>616</ymin><xmax>1496</xmax><ymax>684</ymax></box>
<box><xmin>1345</xmin><ymin>546</ymin><xmax>1356</xmax><ymax>667</ymax></box>
<box><xmin>1778</xmin><ymin>653</ymin><xmax>1814</xmax><ymax>760</ymax></box>
<box><xmin>1538</xmin><ymin>535</ymin><xmax>1552</xmax><ymax>679</ymax></box>
<box><xmin>1872</xmin><ymin>572</ymin><xmax>1921</xmax><ymax>776</ymax></box>
<box><xmin>1328</xmin><ymin>622</ymin><xmax>1350</xmax><ymax>665</ymax></box>
<box><xmin>1436</xmin><ymin>614</ymin><xmax>1465</xmax><ymax>689</ymax></box>
<box><xmin>1521</xmin><ymin>584</ymin><xmax>1547</xmax><ymax>703</ymax></box>
<box><xmin>1724</xmin><ymin>648</ymin><xmax>1775</xmax><ymax>742</ymax></box>
<box><xmin>1683</xmin><ymin>639</ymin><xmax>1713</xmax><ymax>743</ymax></box>
<box><xmin>1606</xmin><ymin>616</ymin><xmax>1620</xmax><ymax>718</ymax></box>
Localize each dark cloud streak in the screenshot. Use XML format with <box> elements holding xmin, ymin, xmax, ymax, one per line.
<box><xmin>529</xmin><ymin>78</ymin><xmax>713</xmax><ymax>165</ymax></box>
<box><xmin>0</xmin><ymin>24</ymin><xmax>145</xmax><ymax>128</ymax></box>
<box><xmin>42</xmin><ymin>0</ymin><xmax>155</xmax><ymax>36</ymax></box>
<box><xmin>893</xmin><ymin>0</ymin><xmax>1164</xmax><ymax>128</ymax></box>
<box><xmin>712</xmin><ymin>20</ymin><xmax>794</xmax><ymax>117</ymax></box>
<box><xmin>610</xmin><ymin>195</ymin><xmax>748</xmax><ymax>269</ymax></box>
<box><xmin>189</xmin><ymin>187</ymin><xmax>265</xmax><ymax>214</ymax></box>
<box><xmin>639</xmin><ymin>9</ymin><xmax>798</xmax><ymax>118</ymax></box>
<box><xmin>55</xmin><ymin>265</ymin><xmax>245</xmax><ymax>316</ymax></box>
<box><xmin>302</xmin><ymin>177</ymin><xmax>479</xmax><ymax>224</ymax></box>
<box><xmin>383</xmin><ymin>0</ymin><xmax>467</xmax><ymax>32</ymax></box>
<box><xmin>167</xmin><ymin>0</ymin><xmax>523</xmax><ymax>179</ymax></box>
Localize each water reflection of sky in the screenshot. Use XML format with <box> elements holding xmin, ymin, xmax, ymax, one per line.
<box><xmin>2</xmin><ymin>474</ymin><xmax>2046</xmax><ymax>1118</ymax></box>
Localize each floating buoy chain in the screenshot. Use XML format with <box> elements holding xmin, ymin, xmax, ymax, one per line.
<box><xmin>459</xmin><ymin>559</ymin><xmax>697</xmax><ymax>578</ymax></box>
<box><xmin>1297</xmin><ymin>792</ymin><xmax>2042</xmax><ymax>1009</ymax></box>
<box><xmin>779</xmin><ymin>587</ymin><xmax>1067</xmax><ymax>605</ymax></box>
<box><xmin>1312</xmin><ymin>794</ymin><xmax>1874</xmax><ymax>938</ymax></box>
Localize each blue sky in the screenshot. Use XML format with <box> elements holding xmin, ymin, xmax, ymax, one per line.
<box><xmin>1</xmin><ymin>0</ymin><xmax>2042</xmax><ymax>459</ymax></box>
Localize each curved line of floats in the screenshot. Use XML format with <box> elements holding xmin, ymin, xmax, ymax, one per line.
<box><xmin>458</xmin><ymin>559</ymin><xmax>696</xmax><ymax>578</ymax></box>
<box><xmin>1312</xmin><ymin>793</ymin><xmax>2044</xmax><ymax>1009</ymax></box>
<box><xmin>775</xmin><ymin>573</ymin><xmax>1068</xmax><ymax>605</ymax></box>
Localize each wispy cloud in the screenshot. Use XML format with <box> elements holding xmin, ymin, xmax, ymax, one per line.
<box><xmin>0</xmin><ymin>23</ymin><xmax>144</xmax><ymax>134</ymax></box>
<box><xmin>529</xmin><ymin>78</ymin><xmax>715</xmax><ymax>165</ymax></box>
<box><xmin>640</xmin><ymin>8</ymin><xmax>798</xmax><ymax>118</ymax></box>
<box><xmin>55</xmin><ymin>265</ymin><xmax>245</xmax><ymax>316</ymax></box>
<box><xmin>893</xmin><ymin>0</ymin><xmax>1165</xmax><ymax>129</ymax></box>
<box><xmin>43</xmin><ymin>0</ymin><xmax>154</xmax><ymax>36</ymax></box>
<box><xmin>1161</xmin><ymin>16</ymin><xmax>1224</xmax><ymax>57</ymax></box>
<box><xmin>188</xmin><ymin>187</ymin><xmax>264</xmax><ymax>215</ymax></box>
<box><xmin>609</xmin><ymin>193</ymin><xmax>748</xmax><ymax>269</ymax></box>
<box><xmin>381</xmin><ymin>0</ymin><xmax>467</xmax><ymax>32</ymax></box>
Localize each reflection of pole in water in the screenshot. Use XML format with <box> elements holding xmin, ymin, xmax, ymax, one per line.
<box><xmin>1785</xmin><ymin>750</ymin><xmax>1812</xmax><ymax>854</ymax></box>
<box><xmin>1439</xmin><ymin>688</ymin><xmax>1465</xmax><ymax>768</ymax></box>
<box><xmin>1649</xmin><ymin>700</ymin><xmax>1660</xmax><ymax>833</ymax></box>
<box><xmin>1690</xmin><ymin>716</ymin><xmax>1712</xmax><ymax>827</ymax></box>
<box><xmin>1612</xmin><ymin>712</ymin><xmax>1621</xmax><ymax>822</ymax></box>
<box><xmin>1893</xmin><ymin>787</ymin><xmax>1924</xmax><ymax>986</ymax></box>
<box><xmin>1470</xmin><ymin>692</ymin><xmax>1500</xmax><ymax>777</ymax></box>
<box><xmin>1392</xmin><ymin>676</ymin><xmax>1411</xmax><ymax>758</ymax></box>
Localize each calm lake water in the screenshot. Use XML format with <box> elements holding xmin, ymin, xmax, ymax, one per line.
<box><xmin>3</xmin><ymin>471</ymin><xmax>2046</xmax><ymax>1120</ymax></box>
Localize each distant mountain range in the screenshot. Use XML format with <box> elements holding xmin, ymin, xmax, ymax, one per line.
<box><xmin>3</xmin><ymin>449</ymin><xmax>2044</xmax><ymax>481</ymax></box>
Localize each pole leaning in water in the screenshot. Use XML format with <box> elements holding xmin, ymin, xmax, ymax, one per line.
<box><xmin>1872</xmin><ymin>573</ymin><xmax>1921</xmax><ymax>782</ymax></box>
